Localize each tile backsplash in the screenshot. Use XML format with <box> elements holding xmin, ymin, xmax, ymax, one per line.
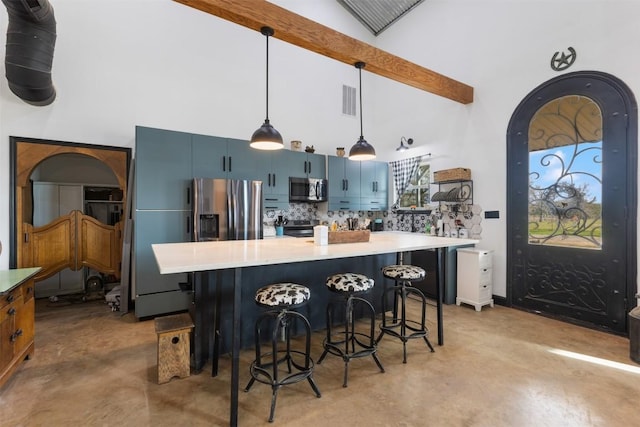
<box><xmin>264</xmin><ymin>203</ymin><xmax>483</xmax><ymax>239</ymax></box>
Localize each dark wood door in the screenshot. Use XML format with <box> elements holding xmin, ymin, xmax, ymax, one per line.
<box><xmin>507</xmin><ymin>72</ymin><xmax>637</xmax><ymax>334</ymax></box>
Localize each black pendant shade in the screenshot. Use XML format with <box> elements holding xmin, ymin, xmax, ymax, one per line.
<box><xmin>349</xmin><ymin>61</ymin><xmax>375</xmax><ymax>161</ymax></box>
<box><xmin>250</xmin><ymin>26</ymin><xmax>283</xmax><ymax>150</ymax></box>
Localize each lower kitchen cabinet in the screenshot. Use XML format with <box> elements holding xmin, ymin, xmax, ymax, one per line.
<box><xmin>1</xmin><ymin>268</ymin><xmax>37</xmax><ymax>389</ymax></box>
<box><xmin>133</xmin><ymin>211</ymin><xmax>192</xmax><ymax>318</ymax></box>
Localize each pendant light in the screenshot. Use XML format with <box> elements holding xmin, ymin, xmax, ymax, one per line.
<box><xmin>250</xmin><ymin>26</ymin><xmax>283</xmax><ymax>150</ymax></box>
<box><xmin>348</xmin><ymin>61</ymin><xmax>376</xmax><ymax>161</ymax></box>
<box><xmin>396</xmin><ymin>137</ymin><xmax>414</xmax><ymax>152</ymax></box>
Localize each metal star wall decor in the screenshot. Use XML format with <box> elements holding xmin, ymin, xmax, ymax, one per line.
<box><xmin>551</xmin><ymin>47</ymin><xmax>577</xmax><ymax>71</ymax></box>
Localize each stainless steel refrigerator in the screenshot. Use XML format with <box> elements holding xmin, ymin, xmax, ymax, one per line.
<box><xmin>193</xmin><ymin>178</ymin><xmax>263</xmax><ymax>241</ymax></box>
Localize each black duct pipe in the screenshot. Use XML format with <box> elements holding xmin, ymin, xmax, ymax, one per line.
<box><xmin>2</xmin><ymin>0</ymin><xmax>56</xmax><ymax>106</ymax></box>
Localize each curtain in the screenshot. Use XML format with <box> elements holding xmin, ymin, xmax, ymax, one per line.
<box><xmin>390</xmin><ymin>157</ymin><xmax>420</xmax><ymax>206</ymax></box>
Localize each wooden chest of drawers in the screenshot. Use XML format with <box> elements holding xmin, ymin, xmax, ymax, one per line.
<box><xmin>1</xmin><ymin>268</ymin><xmax>39</xmax><ymax>389</ymax></box>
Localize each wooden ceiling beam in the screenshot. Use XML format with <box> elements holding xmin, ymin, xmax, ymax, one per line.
<box><xmin>173</xmin><ymin>0</ymin><xmax>474</xmax><ymax>104</ymax></box>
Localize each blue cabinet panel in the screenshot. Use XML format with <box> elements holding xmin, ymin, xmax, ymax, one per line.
<box><xmin>328</xmin><ymin>156</ymin><xmax>361</xmax><ymax>210</ymax></box>
<box><xmin>192</xmin><ymin>135</ymin><xmax>262</xmax><ymax>181</ymax></box>
<box><xmin>135</xmin><ymin>126</ymin><xmax>192</xmax><ymax>210</ymax></box>
<box><xmin>134</xmin><ymin>210</ymin><xmax>191</xmax><ymax>296</ymax></box>
<box><xmin>192</xmin><ymin>134</ymin><xmax>227</xmax><ymax>178</ymax></box>
<box><xmin>361</xmin><ymin>160</ymin><xmax>389</xmax><ymax>211</ymax></box>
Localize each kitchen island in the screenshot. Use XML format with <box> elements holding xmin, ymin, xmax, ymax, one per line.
<box><xmin>152</xmin><ymin>231</ymin><xmax>478</xmax><ymax>427</ymax></box>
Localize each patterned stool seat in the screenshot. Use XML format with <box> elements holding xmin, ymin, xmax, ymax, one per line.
<box><xmin>326</xmin><ymin>273</ymin><xmax>374</xmax><ymax>293</ymax></box>
<box><xmin>382</xmin><ymin>265</ymin><xmax>425</xmax><ymax>281</ymax></box>
<box><xmin>255</xmin><ymin>283</ymin><xmax>310</xmax><ymax>307</ymax></box>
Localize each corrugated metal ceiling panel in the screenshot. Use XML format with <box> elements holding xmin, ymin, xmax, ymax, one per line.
<box><xmin>337</xmin><ymin>0</ymin><xmax>424</xmax><ymax>36</ymax></box>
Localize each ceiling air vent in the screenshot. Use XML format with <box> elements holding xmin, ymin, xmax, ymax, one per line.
<box><xmin>342</xmin><ymin>84</ymin><xmax>356</xmax><ymax>116</ymax></box>
<box><xmin>337</xmin><ymin>0</ymin><xmax>424</xmax><ymax>36</ymax></box>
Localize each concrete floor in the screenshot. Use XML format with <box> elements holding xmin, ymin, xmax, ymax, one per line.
<box><xmin>1</xmin><ymin>296</ymin><xmax>638</xmax><ymax>427</ymax></box>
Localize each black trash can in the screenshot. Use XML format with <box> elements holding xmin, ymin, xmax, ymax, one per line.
<box><xmin>630</xmin><ymin>295</ymin><xmax>640</xmax><ymax>364</ymax></box>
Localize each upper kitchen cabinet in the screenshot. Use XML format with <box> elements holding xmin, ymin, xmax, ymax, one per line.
<box><xmin>360</xmin><ymin>161</ymin><xmax>389</xmax><ymax>211</ymax></box>
<box><xmin>305</xmin><ymin>152</ymin><xmax>326</xmax><ymax>179</ymax></box>
<box><xmin>135</xmin><ymin>126</ymin><xmax>192</xmax><ymax>210</ymax></box>
<box><xmin>192</xmin><ymin>134</ymin><xmax>263</xmax><ymax>181</ymax></box>
<box><xmin>286</xmin><ymin>150</ymin><xmax>326</xmax><ymax>179</ymax></box>
<box><xmin>327</xmin><ymin>155</ymin><xmax>361</xmax><ymax>211</ymax></box>
<box><xmin>258</xmin><ymin>149</ymin><xmax>298</xmax><ymax>210</ymax></box>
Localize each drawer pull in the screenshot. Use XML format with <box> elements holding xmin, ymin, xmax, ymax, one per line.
<box><xmin>10</xmin><ymin>329</ymin><xmax>23</xmax><ymax>343</ymax></box>
<box><xmin>7</xmin><ymin>307</ymin><xmax>16</xmax><ymax>316</ymax></box>
<box><xmin>6</xmin><ymin>294</ymin><xmax>14</xmax><ymax>303</ymax></box>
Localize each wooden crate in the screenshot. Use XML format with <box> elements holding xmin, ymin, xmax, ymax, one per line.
<box><xmin>433</xmin><ymin>168</ymin><xmax>471</xmax><ymax>183</ymax></box>
<box><xmin>328</xmin><ymin>230</ymin><xmax>370</xmax><ymax>244</ymax></box>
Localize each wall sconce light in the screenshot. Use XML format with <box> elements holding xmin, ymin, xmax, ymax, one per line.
<box><xmin>396</xmin><ymin>136</ymin><xmax>414</xmax><ymax>152</ymax></box>
<box><xmin>250</xmin><ymin>26</ymin><xmax>284</xmax><ymax>150</ymax></box>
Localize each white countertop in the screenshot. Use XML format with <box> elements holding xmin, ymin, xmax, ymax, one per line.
<box><xmin>152</xmin><ymin>232</ymin><xmax>479</xmax><ymax>274</ymax></box>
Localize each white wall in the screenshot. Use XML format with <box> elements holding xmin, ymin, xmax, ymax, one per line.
<box><xmin>1</xmin><ymin>0</ymin><xmax>639</xmax><ymax>300</ymax></box>
<box><xmin>373</xmin><ymin>0</ymin><xmax>640</xmax><ymax>297</ymax></box>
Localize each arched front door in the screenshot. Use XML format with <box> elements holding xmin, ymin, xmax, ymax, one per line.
<box><xmin>507</xmin><ymin>71</ymin><xmax>637</xmax><ymax>334</ymax></box>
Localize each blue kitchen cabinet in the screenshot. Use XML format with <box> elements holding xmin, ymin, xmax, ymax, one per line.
<box><xmin>133</xmin><ymin>211</ymin><xmax>192</xmax><ymax>318</ymax></box>
<box><xmin>192</xmin><ymin>134</ymin><xmax>263</xmax><ymax>181</ymax></box>
<box><xmin>360</xmin><ymin>160</ymin><xmax>389</xmax><ymax>211</ymax></box>
<box><xmin>259</xmin><ymin>149</ymin><xmax>298</xmax><ymax>211</ymax></box>
<box><xmin>135</xmin><ymin>126</ymin><xmax>192</xmax><ymax>210</ymax></box>
<box><xmin>135</xmin><ymin>126</ymin><xmax>193</xmax><ymax>318</ymax></box>
<box><xmin>327</xmin><ymin>155</ymin><xmax>361</xmax><ymax>211</ymax></box>
<box><xmin>305</xmin><ymin>152</ymin><xmax>327</xmax><ymax>179</ymax></box>
<box><xmin>283</xmin><ymin>150</ymin><xmax>326</xmax><ymax>179</ymax></box>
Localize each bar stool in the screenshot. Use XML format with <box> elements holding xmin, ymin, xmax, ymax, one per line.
<box><xmin>377</xmin><ymin>265</ymin><xmax>435</xmax><ymax>363</ymax></box>
<box><xmin>244</xmin><ymin>282</ymin><xmax>322</xmax><ymax>423</ymax></box>
<box><xmin>318</xmin><ymin>273</ymin><xmax>384</xmax><ymax>387</ymax></box>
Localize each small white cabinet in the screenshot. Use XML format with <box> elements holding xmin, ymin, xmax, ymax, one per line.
<box><xmin>456</xmin><ymin>248</ymin><xmax>494</xmax><ymax>311</ymax></box>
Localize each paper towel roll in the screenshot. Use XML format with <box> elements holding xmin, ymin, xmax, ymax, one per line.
<box><xmin>314</xmin><ymin>225</ymin><xmax>328</xmax><ymax>246</ymax></box>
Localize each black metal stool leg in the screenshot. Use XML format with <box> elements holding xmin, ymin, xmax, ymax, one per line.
<box><xmin>378</xmin><ymin>267</ymin><xmax>435</xmax><ymax>362</ymax></box>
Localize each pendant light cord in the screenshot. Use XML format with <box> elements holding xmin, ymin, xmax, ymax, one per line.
<box><xmin>261</xmin><ymin>26</ymin><xmax>274</xmax><ymax>123</ymax></box>
<box><xmin>356</xmin><ymin>61</ymin><xmax>365</xmax><ymax>139</ymax></box>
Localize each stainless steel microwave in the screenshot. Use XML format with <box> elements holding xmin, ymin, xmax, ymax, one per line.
<box><xmin>289</xmin><ymin>177</ymin><xmax>328</xmax><ymax>202</ymax></box>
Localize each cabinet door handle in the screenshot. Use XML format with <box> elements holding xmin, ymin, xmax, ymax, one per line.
<box><xmin>10</xmin><ymin>329</ymin><xmax>23</xmax><ymax>343</ymax></box>
<box><xmin>304</xmin><ymin>161</ymin><xmax>307</xmax><ymax>174</ymax></box>
<box><xmin>223</xmin><ymin>156</ymin><xmax>226</xmax><ymax>172</ymax></box>
<box><xmin>6</xmin><ymin>294</ymin><xmax>14</xmax><ymax>303</ymax></box>
<box><xmin>24</xmin><ymin>232</ymin><xmax>29</xmax><ymax>243</ymax></box>
<box><xmin>228</xmin><ymin>156</ymin><xmax>232</xmax><ymax>172</ymax></box>
<box><xmin>345</xmin><ymin>180</ymin><xmax>349</xmax><ymax>191</ymax></box>
<box><xmin>273</xmin><ymin>173</ymin><xmax>276</xmax><ymax>187</ymax></box>
<box><xmin>7</xmin><ymin>307</ymin><xmax>16</xmax><ymax>316</ymax></box>
<box><xmin>307</xmin><ymin>161</ymin><xmax>311</xmax><ymax>174</ymax></box>
<box><xmin>186</xmin><ymin>216</ymin><xmax>191</xmax><ymax>234</ymax></box>
<box><xmin>186</xmin><ymin>187</ymin><xmax>191</xmax><ymax>205</ymax></box>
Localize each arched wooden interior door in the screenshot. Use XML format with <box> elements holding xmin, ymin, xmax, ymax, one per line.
<box><xmin>507</xmin><ymin>72</ymin><xmax>637</xmax><ymax>334</ymax></box>
<box><xmin>10</xmin><ymin>137</ymin><xmax>131</xmax><ymax>288</ymax></box>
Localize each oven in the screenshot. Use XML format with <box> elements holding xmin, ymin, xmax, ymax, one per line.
<box><xmin>283</xmin><ymin>220</ymin><xmax>318</xmax><ymax>238</ymax></box>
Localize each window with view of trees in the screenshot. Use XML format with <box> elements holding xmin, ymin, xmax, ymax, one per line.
<box><xmin>528</xmin><ymin>95</ymin><xmax>602</xmax><ymax>249</ymax></box>
<box><xmin>398</xmin><ymin>158</ymin><xmax>431</xmax><ymax>209</ymax></box>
